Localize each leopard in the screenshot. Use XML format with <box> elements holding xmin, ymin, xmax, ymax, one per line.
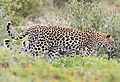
<box><xmin>4</xmin><ymin>22</ymin><xmax>117</xmax><ymax>61</ymax></box>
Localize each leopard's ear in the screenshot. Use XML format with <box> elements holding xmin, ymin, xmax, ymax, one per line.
<box><xmin>106</xmin><ymin>34</ymin><xmax>111</xmax><ymax>38</ymax></box>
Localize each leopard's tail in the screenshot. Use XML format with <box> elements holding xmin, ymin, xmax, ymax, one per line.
<box><xmin>6</xmin><ymin>22</ymin><xmax>28</xmax><ymax>40</ymax></box>
<box><xmin>3</xmin><ymin>22</ymin><xmax>28</xmax><ymax>50</ymax></box>
<box><xmin>3</xmin><ymin>39</ymin><xmax>12</xmax><ymax>50</ymax></box>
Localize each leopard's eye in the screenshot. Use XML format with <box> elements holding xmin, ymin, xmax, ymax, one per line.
<box><xmin>106</xmin><ymin>34</ymin><xmax>110</xmax><ymax>38</ymax></box>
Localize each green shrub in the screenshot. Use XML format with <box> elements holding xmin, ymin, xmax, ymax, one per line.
<box><xmin>0</xmin><ymin>0</ymin><xmax>46</xmax><ymax>25</ymax></box>
<box><xmin>3</xmin><ymin>0</ymin><xmax>44</xmax><ymax>18</ymax></box>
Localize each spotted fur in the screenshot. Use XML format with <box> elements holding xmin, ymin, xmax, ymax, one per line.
<box><xmin>4</xmin><ymin>22</ymin><xmax>116</xmax><ymax>61</ymax></box>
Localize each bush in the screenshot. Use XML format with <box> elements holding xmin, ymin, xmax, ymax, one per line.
<box><xmin>0</xmin><ymin>0</ymin><xmax>46</xmax><ymax>25</ymax></box>
<box><xmin>3</xmin><ymin>0</ymin><xmax>44</xmax><ymax>18</ymax></box>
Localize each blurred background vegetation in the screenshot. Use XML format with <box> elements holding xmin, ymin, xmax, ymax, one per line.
<box><xmin>0</xmin><ymin>0</ymin><xmax>120</xmax><ymax>59</ymax></box>
<box><xmin>0</xmin><ymin>0</ymin><xmax>120</xmax><ymax>82</ymax></box>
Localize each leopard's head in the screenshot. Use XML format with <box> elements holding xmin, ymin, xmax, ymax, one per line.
<box><xmin>100</xmin><ymin>33</ymin><xmax>117</xmax><ymax>53</ymax></box>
